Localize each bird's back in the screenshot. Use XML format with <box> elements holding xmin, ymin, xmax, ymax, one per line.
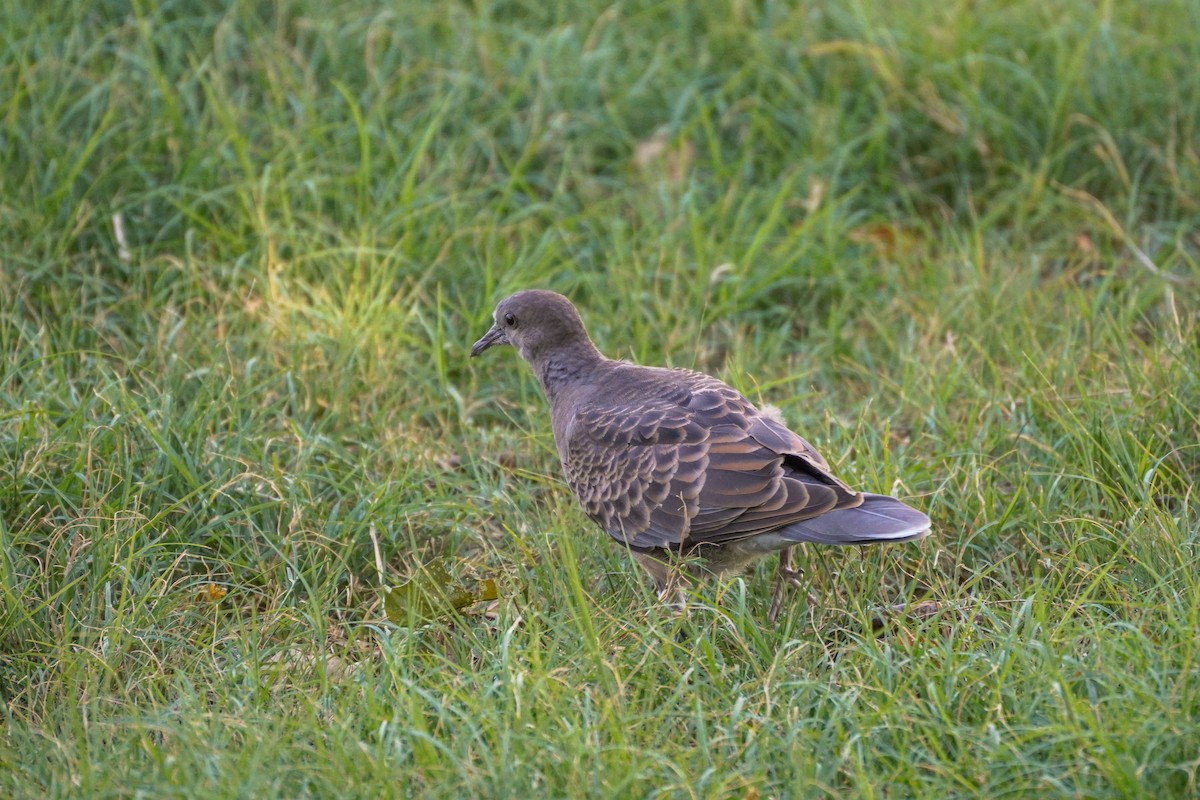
<box><xmin>552</xmin><ymin>358</ymin><xmax>864</xmax><ymax>553</ymax></box>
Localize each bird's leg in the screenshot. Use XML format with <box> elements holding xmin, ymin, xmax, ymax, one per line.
<box><xmin>634</xmin><ymin>553</ymin><xmax>689</xmax><ymax>615</ymax></box>
<box><xmin>767</xmin><ymin>546</ymin><xmax>808</xmax><ymax>624</ymax></box>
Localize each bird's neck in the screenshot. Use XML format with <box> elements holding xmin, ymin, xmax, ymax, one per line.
<box><xmin>533</xmin><ymin>343</ymin><xmax>605</xmax><ymax>403</ymax></box>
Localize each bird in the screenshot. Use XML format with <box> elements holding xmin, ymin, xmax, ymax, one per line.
<box><xmin>470</xmin><ymin>289</ymin><xmax>930</xmax><ymax>622</ymax></box>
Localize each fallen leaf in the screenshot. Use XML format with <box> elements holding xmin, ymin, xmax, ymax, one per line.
<box><xmin>803</xmin><ymin>177</ymin><xmax>826</xmax><ymax>215</ymax></box>
<box><xmin>383</xmin><ymin>558</ymin><xmax>500</xmax><ymax>625</ymax></box>
<box><xmin>634</xmin><ymin>130</ymin><xmax>694</xmax><ymax>185</ymax></box>
<box><xmin>1075</xmin><ymin>229</ymin><xmax>1095</xmax><ymax>253</ymax></box>
<box><xmin>850</xmin><ymin>222</ymin><xmax>897</xmax><ymax>251</ymax></box>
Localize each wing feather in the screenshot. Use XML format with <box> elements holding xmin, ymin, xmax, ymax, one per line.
<box><xmin>562</xmin><ymin>367</ymin><xmax>863</xmax><ymax>552</ymax></box>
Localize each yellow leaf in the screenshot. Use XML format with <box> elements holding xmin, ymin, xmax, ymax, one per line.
<box><xmin>383</xmin><ymin>559</ymin><xmax>499</xmax><ymax>626</ymax></box>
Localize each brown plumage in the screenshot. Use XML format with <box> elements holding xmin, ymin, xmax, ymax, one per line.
<box><xmin>471</xmin><ymin>289</ymin><xmax>930</xmax><ymax>620</ymax></box>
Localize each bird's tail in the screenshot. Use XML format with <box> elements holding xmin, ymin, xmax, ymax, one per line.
<box><xmin>778</xmin><ymin>493</ymin><xmax>931</xmax><ymax>545</ymax></box>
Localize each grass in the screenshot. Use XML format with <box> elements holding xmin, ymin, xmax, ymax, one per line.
<box><xmin>2</xmin><ymin>0</ymin><xmax>1199</xmax><ymax>796</ymax></box>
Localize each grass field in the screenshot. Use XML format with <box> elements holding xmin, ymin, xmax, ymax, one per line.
<box><xmin>3</xmin><ymin>0</ymin><xmax>1200</xmax><ymax>796</ymax></box>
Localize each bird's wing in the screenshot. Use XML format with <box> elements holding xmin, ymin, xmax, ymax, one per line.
<box><xmin>562</xmin><ymin>381</ymin><xmax>862</xmax><ymax>552</ymax></box>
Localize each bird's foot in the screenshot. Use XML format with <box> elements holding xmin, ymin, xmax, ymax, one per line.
<box><xmin>636</xmin><ymin>552</ymin><xmax>692</xmax><ymax>617</ymax></box>
<box><xmin>767</xmin><ymin>547</ymin><xmax>814</xmax><ymax>624</ymax></box>
<box><xmin>658</xmin><ymin>583</ymin><xmax>690</xmax><ymax>617</ymax></box>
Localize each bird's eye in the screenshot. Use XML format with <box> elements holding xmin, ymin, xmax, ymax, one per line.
<box><xmin>504</xmin><ymin>312</ymin><xmax>517</xmax><ymax>327</ymax></box>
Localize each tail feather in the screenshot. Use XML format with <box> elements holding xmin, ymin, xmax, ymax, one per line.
<box><xmin>778</xmin><ymin>493</ymin><xmax>931</xmax><ymax>545</ymax></box>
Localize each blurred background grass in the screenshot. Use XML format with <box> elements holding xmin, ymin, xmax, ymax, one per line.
<box><xmin>2</xmin><ymin>0</ymin><xmax>1199</xmax><ymax>796</ymax></box>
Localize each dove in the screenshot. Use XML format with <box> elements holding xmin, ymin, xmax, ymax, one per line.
<box><xmin>471</xmin><ymin>289</ymin><xmax>929</xmax><ymax>621</ymax></box>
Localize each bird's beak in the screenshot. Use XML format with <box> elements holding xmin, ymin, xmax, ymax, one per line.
<box><xmin>470</xmin><ymin>324</ymin><xmax>508</xmax><ymax>358</ymax></box>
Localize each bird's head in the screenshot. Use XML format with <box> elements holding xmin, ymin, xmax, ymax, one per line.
<box><xmin>470</xmin><ymin>290</ymin><xmax>596</xmax><ymax>365</ymax></box>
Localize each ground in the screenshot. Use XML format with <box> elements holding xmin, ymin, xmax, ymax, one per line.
<box><xmin>2</xmin><ymin>1</ymin><xmax>1199</xmax><ymax>797</ymax></box>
